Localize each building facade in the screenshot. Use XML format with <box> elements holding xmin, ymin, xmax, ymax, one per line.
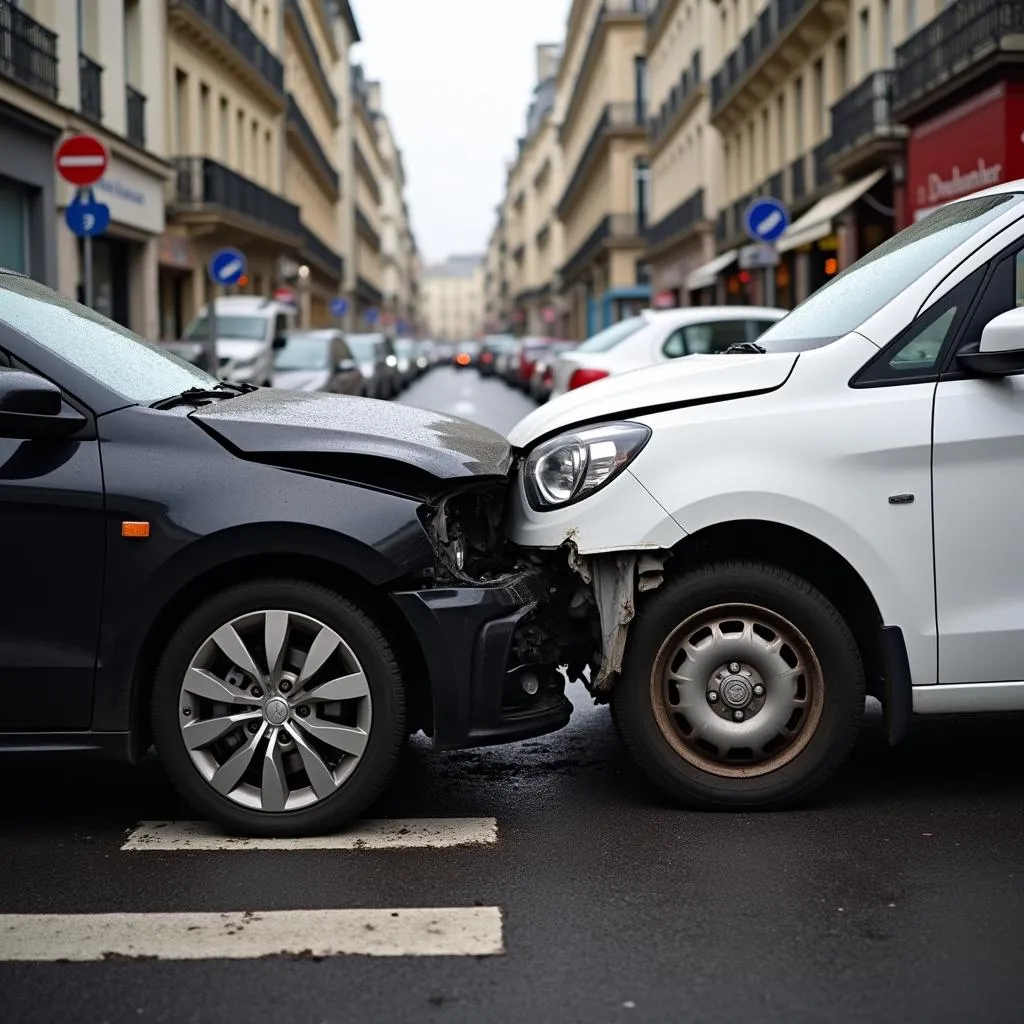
<box><xmin>377</xmin><ymin>110</ymin><xmax>419</xmax><ymax>332</ymax></box>
<box><xmin>350</xmin><ymin>64</ymin><xmax>385</xmax><ymax>323</ymax></box>
<box><xmin>1</xmin><ymin>0</ymin><xmax>170</xmax><ymax>338</ymax></box>
<box><xmin>423</xmin><ymin>254</ymin><xmax>485</xmax><ymax>342</ymax></box>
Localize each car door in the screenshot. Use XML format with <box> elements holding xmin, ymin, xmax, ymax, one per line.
<box><xmin>0</xmin><ymin>343</ymin><xmax>105</xmax><ymax>730</ymax></box>
<box><xmin>932</xmin><ymin>239</ymin><xmax>1024</xmax><ymax>684</ymax></box>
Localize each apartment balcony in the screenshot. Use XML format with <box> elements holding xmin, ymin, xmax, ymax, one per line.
<box><xmin>0</xmin><ymin>0</ymin><xmax>58</xmax><ymax>101</ymax></box>
<box><xmin>790</xmin><ymin>154</ymin><xmax>807</xmax><ymax>202</ymax></box>
<box><xmin>126</xmin><ymin>85</ymin><xmax>146</xmax><ymax>147</ymax></box>
<box><xmin>353</xmin><ymin>141</ymin><xmax>382</xmax><ymax>204</ymax></box>
<box><xmin>286</xmin><ymin>93</ymin><xmax>340</xmax><ymax>196</ymax></box>
<box><xmin>355</xmin><ymin>205</ymin><xmax>382</xmax><ymax>251</ymax></box>
<box><xmin>893</xmin><ymin>0</ymin><xmax>1024</xmax><ymax>121</ymax></box>
<box><xmin>649</xmin><ymin>50</ymin><xmax>703</xmax><ymax>155</ymax></box>
<box><xmin>645</xmin><ymin>188</ymin><xmax>706</xmax><ymax>253</ymax></box>
<box><xmin>828</xmin><ymin>70</ymin><xmax>904</xmax><ymax>176</ymax></box>
<box><xmin>356</xmin><ymin>275</ymin><xmax>383</xmax><ymax>307</ymax></box>
<box><xmin>559</xmin><ymin>0</ymin><xmax>649</xmax><ymax>145</ymax></box>
<box><xmin>79</xmin><ymin>54</ymin><xmax>102</xmax><ymax>123</ymax></box>
<box><xmin>513</xmin><ymin>244</ymin><xmax>526</xmax><ymax>263</ymax></box>
<box><xmin>647</xmin><ymin>0</ymin><xmax>681</xmax><ymax>45</ymax></box>
<box><xmin>169</xmin><ymin>156</ymin><xmax>301</xmax><ymax>246</ymax></box>
<box><xmin>813</xmin><ymin>137</ymin><xmax>834</xmax><ymax>192</ymax></box>
<box><xmin>300</xmin><ymin>222</ymin><xmax>343</xmax><ymax>282</ymax></box>
<box><xmin>283</xmin><ymin>0</ymin><xmax>338</xmax><ymax>122</ymax></box>
<box><xmin>560</xmin><ymin>213</ymin><xmax>645</xmax><ymax>286</ymax></box>
<box><xmin>169</xmin><ymin>0</ymin><xmax>284</xmax><ymax>107</ymax></box>
<box><xmin>558</xmin><ymin>103</ymin><xmax>647</xmax><ymax>220</ymax></box>
<box><xmin>709</xmin><ymin>0</ymin><xmax>849</xmax><ymax>129</ymax></box>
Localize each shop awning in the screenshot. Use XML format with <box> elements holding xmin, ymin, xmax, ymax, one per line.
<box><xmin>686</xmin><ymin>249</ymin><xmax>738</xmax><ymax>292</ymax></box>
<box><xmin>776</xmin><ymin>168</ymin><xmax>888</xmax><ymax>254</ymax></box>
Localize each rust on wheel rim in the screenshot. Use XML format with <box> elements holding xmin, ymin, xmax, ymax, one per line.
<box><xmin>650</xmin><ymin>603</ymin><xmax>825</xmax><ymax>779</ymax></box>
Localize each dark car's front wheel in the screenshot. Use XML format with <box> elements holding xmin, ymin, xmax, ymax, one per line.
<box><xmin>152</xmin><ymin>579</ymin><xmax>406</xmax><ymax>836</ymax></box>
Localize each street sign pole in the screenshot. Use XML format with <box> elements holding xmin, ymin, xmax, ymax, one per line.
<box><xmin>56</xmin><ymin>136</ymin><xmax>110</xmax><ymax>311</ymax></box>
<box><xmin>81</xmin><ymin>188</ymin><xmax>94</xmax><ymax>310</ymax></box>
<box><xmin>743</xmin><ymin>197</ymin><xmax>790</xmax><ymax>307</ymax></box>
<box><xmin>206</xmin><ymin>247</ymin><xmax>247</xmax><ymax>377</ymax></box>
<box><xmin>764</xmin><ymin>260</ymin><xmax>776</xmax><ymax>309</ymax></box>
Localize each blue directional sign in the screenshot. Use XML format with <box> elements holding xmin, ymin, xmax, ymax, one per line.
<box><xmin>744</xmin><ymin>197</ymin><xmax>790</xmax><ymax>244</ymax></box>
<box><xmin>208</xmin><ymin>247</ymin><xmax>247</xmax><ymax>286</ymax></box>
<box><xmin>331</xmin><ymin>297</ymin><xmax>349</xmax><ymax>318</ymax></box>
<box><xmin>65</xmin><ymin>190</ymin><xmax>110</xmax><ymax>237</ymax></box>
<box><xmin>363</xmin><ymin>307</ymin><xmax>379</xmax><ymax>326</ymax></box>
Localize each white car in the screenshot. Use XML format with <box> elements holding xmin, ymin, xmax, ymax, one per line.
<box><xmin>507</xmin><ymin>181</ymin><xmax>1024</xmax><ymax>811</ymax></box>
<box><xmin>548</xmin><ymin>306</ymin><xmax>787</xmax><ymax>399</ymax></box>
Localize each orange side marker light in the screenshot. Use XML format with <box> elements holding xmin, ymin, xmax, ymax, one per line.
<box><xmin>121</xmin><ymin>521</ymin><xmax>150</xmax><ymax>538</ymax></box>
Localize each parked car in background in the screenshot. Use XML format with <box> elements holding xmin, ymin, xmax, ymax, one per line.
<box><xmin>529</xmin><ymin>340</ymin><xmax>579</xmax><ymax>402</ymax></box>
<box><xmin>478</xmin><ymin>335</ymin><xmax>516</xmax><ymax>377</ymax></box>
<box><xmin>508</xmin><ymin>337</ymin><xmax>552</xmax><ymax>390</ymax></box>
<box><xmin>454</xmin><ymin>340</ymin><xmax>481</xmax><ymax>369</ymax></box>
<box><xmin>346</xmin><ymin>332</ymin><xmax>398</xmax><ymax>399</ymax></box>
<box><xmin>394</xmin><ymin>339</ymin><xmax>420</xmax><ymax>389</ymax></box>
<box><xmin>432</xmin><ymin>341</ymin><xmax>455</xmax><ymax>365</ymax></box>
<box><xmin>164</xmin><ymin>297</ymin><xmax>296</xmax><ymax>387</ymax></box>
<box><xmin>272</xmin><ymin>329</ymin><xmax>364</xmax><ymax>395</ymax></box>
<box><xmin>548</xmin><ymin>307</ymin><xmax>787</xmax><ymax>399</ymax></box>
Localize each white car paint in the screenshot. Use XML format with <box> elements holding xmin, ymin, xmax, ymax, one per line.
<box><xmin>548</xmin><ymin>306</ymin><xmax>787</xmax><ymax>400</ymax></box>
<box><xmin>508</xmin><ymin>179</ymin><xmax>1024</xmax><ymax>716</ymax></box>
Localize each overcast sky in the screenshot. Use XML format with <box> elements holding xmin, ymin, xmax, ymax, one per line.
<box><xmin>351</xmin><ymin>0</ymin><xmax>571</xmax><ymax>265</ymax></box>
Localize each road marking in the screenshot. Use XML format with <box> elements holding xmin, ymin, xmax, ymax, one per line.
<box><xmin>0</xmin><ymin>908</ymin><xmax>504</xmax><ymax>960</ymax></box>
<box><xmin>453</xmin><ymin>400</ymin><xmax>476</xmax><ymax>416</ymax></box>
<box><xmin>121</xmin><ymin>818</ymin><xmax>498</xmax><ymax>851</ymax></box>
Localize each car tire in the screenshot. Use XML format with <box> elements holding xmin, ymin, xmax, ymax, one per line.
<box><xmin>611</xmin><ymin>561</ymin><xmax>864</xmax><ymax>810</ymax></box>
<box><xmin>152</xmin><ymin>579</ymin><xmax>406</xmax><ymax>836</ymax></box>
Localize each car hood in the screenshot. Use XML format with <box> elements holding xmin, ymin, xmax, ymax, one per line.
<box><xmin>508</xmin><ymin>351</ymin><xmax>799</xmax><ymax>447</ymax></box>
<box><xmin>193</xmin><ymin>388</ymin><xmax>513</xmax><ymax>498</ymax></box>
<box><xmin>274</xmin><ymin>369</ymin><xmax>330</xmax><ymax>391</ymax></box>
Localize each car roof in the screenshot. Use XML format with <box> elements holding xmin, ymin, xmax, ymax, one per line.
<box><xmin>643</xmin><ymin>306</ymin><xmax>787</xmax><ymax>324</ymax></box>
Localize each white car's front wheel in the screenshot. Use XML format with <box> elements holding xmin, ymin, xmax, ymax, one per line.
<box><xmin>612</xmin><ymin>561</ymin><xmax>865</xmax><ymax>809</ymax></box>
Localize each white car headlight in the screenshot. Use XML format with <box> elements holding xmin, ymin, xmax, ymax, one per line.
<box><xmin>523</xmin><ymin>422</ymin><xmax>651</xmax><ymax>511</ymax></box>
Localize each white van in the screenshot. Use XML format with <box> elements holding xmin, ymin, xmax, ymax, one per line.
<box><xmin>168</xmin><ymin>297</ymin><xmax>297</xmax><ymax>386</ymax></box>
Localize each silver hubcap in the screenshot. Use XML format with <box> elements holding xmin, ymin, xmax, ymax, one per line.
<box><xmin>178</xmin><ymin>610</ymin><xmax>372</xmax><ymax>812</ymax></box>
<box><xmin>651</xmin><ymin>604</ymin><xmax>824</xmax><ymax>778</ymax></box>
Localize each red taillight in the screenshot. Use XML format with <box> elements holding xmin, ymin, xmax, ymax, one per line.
<box><xmin>481</xmin><ymin>352</ymin><xmax>493</xmax><ymax>363</ymax></box>
<box><xmin>569</xmin><ymin>368</ymin><xmax>609</xmax><ymax>390</ymax></box>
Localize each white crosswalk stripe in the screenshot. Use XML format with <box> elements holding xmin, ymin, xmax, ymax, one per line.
<box><xmin>122</xmin><ymin>817</ymin><xmax>498</xmax><ymax>851</ymax></box>
<box><xmin>0</xmin><ymin>908</ymin><xmax>504</xmax><ymax>961</ymax></box>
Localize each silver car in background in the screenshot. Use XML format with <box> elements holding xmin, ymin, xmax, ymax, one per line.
<box><xmin>346</xmin><ymin>332</ymin><xmax>399</xmax><ymax>400</ymax></box>
<box><xmin>272</xmin><ymin>329</ymin><xmax>365</xmax><ymax>395</ymax></box>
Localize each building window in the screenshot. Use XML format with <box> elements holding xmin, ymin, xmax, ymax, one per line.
<box><xmin>858</xmin><ymin>8</ymin><xmax>870</xmax><ymax>77</ymax></box>
<box><xmin>264</xmin><ymin>130</ymin><xmax>273</xmax><ymax>186</ymax></box>
<box><xmin>761</xmin><ymin>108</ymin><xmax>770</xmax><ymax>176</ymax></box>
<box><xmin>907</xmin><ymin>0</ymin><xmax>917</xmax><ymax>32</ymax></box>
<box><xmin>173</xmin><ymin>69</ymin><xmax>188</xmax><ymax>153</ymax></box>
<box><xmin>219</xmin><ymin>97</ymin><xmax>229</xmax><ymax>159</ymax></box>
<box><xmin>251</xmin><ymin>119</ymin><xmax>260</xmax><ymax>181</ymax></box>
<box><xmin>882</xmin><ymin>0</ymin><xmax>893</xmax><ymax>66</ymax></box>
<box><xmin>634</xmin><ymin>56</ymin><xmax>647</xmax><ymax>120</ymax></box>
<box><xmin>0</xmin><ymin>183</ymin><xmax>29</xmax><ymax>275</ymax></box>
<box><xmin>634</xmin><ymin>158</ymin><xmax>651</xmax><ymax>228</ymax></box>
<box><xmin>747</xmin><ymin>121</ymin><xmax>755</xmax><ymax>186</ymax></box>
<box><xmin>776</xmin><ymin>93</ymin><xmax>786</xmax><ymax>164</ymax></box>
<box><xmin>123</xmin><ymin>0</ymin><xmax>141</xmax><ymax>87</ymax></box>
<box><xmin>237</xmin><ymin>109</ymin><xmax>245</xmax><ymax>168</ymax></box>
<box><xmin>199</xmin><ymin>82</ymin><xmax>211</xmax><ymax>152</ymax></box>
<box><xmin>794</xmin><ymin>77</ymin><xmax>804</xmax><ymax>153</ymax></box>
<box><xmin>835</xmin><ymin>36</ymin><xmax>848</xmax><ymax>94</ymax></box>
<box><xmin>813</xmin><ymin>58</ymin><xmax>825</xmax><ymax>139</ymax></box>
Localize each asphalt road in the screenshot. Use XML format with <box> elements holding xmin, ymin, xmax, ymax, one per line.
<box><xmin>2</xmin><ymin>367</ymin><xmax>1023</xmax><ymax>1024</ymax></box>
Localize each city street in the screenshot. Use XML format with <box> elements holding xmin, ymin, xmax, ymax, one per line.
<box><xmin>1</xmin><ymin>368</ymin><xmax>1022</xmax><ymax>1024</ymax></box>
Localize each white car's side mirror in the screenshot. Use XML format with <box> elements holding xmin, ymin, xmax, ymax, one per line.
<box><xmin>958</xmin><ymin>308</ymin><xmax>1024</xmax><ymax>377</ymax></box>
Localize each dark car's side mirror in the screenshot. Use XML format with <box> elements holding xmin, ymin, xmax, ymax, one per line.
<box><xmin>272</xmin><ymin>335</ymin><xmax>287</xmax><ymax>350</ymax></box>
<box><xmin>958</xmin><ymin>308</ymin><xmax>1024</xmax><ymax>377</ymax></box>
<box><xmin>336</xmin><ymin>358</ymin><xmax>358</xmax><ymax>373</ymax></box>
<box><xmin>0</xmin><ymin>370</ymin><xmax>86</xmax><ymax>439</ymax></box>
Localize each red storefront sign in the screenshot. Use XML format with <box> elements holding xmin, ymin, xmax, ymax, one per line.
<box><xmin>907</xmin><ymin>81</ymin><xmax>1024</xmax><ymax>221</ymax></box>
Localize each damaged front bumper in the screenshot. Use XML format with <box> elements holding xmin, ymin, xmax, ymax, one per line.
<box><xmin>391</xmin><ymin>568</ymin><xmax>572</xmax><ymax>749</ymax></box>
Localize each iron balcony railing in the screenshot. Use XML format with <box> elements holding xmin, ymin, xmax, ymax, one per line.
<box><xmin>170</xmin><ymin>0</ymin><xmax>284</xmax><ymax>96</ymax></box>
<box><xmin>645</xmin><ymin>188</ymin><xmax>705</xmax><ymax>249</ymax></box>
<box><xmin>283</xmin><ymin>0</ymin><xmax>337</xmax><ymax>117</ymax></box>
<box><xmin>126</xmin><ymin>85</ymin><xmax>146</xmax><ymax>146</ymax></box>
<box><xmin>287</xmin><ymin>93</ymin><xmax>340</xmax><ymax>192</ymax></box>
<box><xmin>559</xmin><ymin>213</ymin><xmax>644</xmax><ymax>284</ymax></box>
<box><xmin>0</xmin><ymin>0</ymin><xmax>58</xmax><ymax>100</ymax></box>
<box><xmin>790</xmin><ymin>154</ymin><xmax>807</xmax><ymax>201</ymax></box>
<box><xmin>710</xmin><ymin>0</ymin><xmax>812</xmax><ymax>115</ymax></box>
<box><xmin>831</xmin><ymin>69</ymin><xmax>896</xmax><ymax>158</ymax></box>
<box><xmin>356</xmin><ymin>275</ymin><xmax>383</xmax><ymax>306</ymax></box>
<box><xmin>79</xmin><ymin>54</ymin><xmax>103</xmax><ymax>122</ymax></box>
<box><xmin>895</xmin><ymin>0</ymin><xmax>1024</xmax><ymax>111</ymax></box>
<box><xmin>301</xmin><ymin>222</ymin><xmax>343</xmax><ymax>279</ymax></box>
<box><xmin>715</xmin><ymin>209</ymin><xmax>727</xmax><ymax>244</ymax></box>
<box><xmin>649</xmin><ymin>50</ymin><xmax>702</xmax><ymax>144</ymax></box>
<box><xmin>171</xmin><ymin>156</ymin><xmax>301</xmax><ymax>238</ymax></box>
<box><xmin>813</xmin><ymin>137</ymin><xmax>834</xmax><ymax>191</ymax></box>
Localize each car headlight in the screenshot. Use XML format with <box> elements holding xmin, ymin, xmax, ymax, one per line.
<box><xmin>523</xmin><ymin>421</ymin><xmax>651</xmax><ymax>511</ymax></box>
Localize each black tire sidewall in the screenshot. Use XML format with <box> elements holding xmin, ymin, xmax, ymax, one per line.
<box><xmin>151</xmin><ymin>579</ymin><xmax>405</xmax><ymax>836</ymax></box>
<box><xmin>612</xmin><ymin>563</ymin><xmax>864</xmax><ymax>809</ymax></box>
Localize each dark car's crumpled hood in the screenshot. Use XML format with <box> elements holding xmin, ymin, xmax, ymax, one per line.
<box><xmin>192</xmin><ymin>389</ymin><xmax>512</xmax><ymax>494</ymax></box>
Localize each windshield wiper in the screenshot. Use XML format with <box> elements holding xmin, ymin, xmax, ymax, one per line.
<box><xmin>723</xmin><ymin>341</ymin><xmax>766</xmax><ymax>354</ymax></box>
<box><xmin>150</xmin><ymin>382</ymin><xmax>254</xmax><ymax>410</ymax></box>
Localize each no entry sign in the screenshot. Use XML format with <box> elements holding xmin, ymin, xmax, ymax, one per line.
<box><xmin>55</xmin><ymin>134</ymin><xmax>109</xmax><ymax>187</ymax></box>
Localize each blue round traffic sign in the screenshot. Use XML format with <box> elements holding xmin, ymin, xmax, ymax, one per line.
<box><xmin>65</xmin><ymin>191</ymin><xmax>110</xmax><ymax>237</ymax></box>
<box><xmin>209</xmin><ymin>247</ymin><xmax>247</xmax><ymax>286</ymax></box>
<box><xmin>331</xmin><ymin>297</ymin><xmax>349</xmax><ymax>317</ymax></box>
<box><xmin>744</xmin><ymin>197</ymin><xmax>790</xmax><ymax>244</ymax></box>
<box><xmin>363</xmin><ymin>308</ymin><xmax>379</xmax><ymax>326</ymax></box>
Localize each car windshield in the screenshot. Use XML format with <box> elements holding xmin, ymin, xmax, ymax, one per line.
<box><xmin>274</xmin><ymin>335</ymin><xmax>330</xmax><ymax>371</ymax></box>
<box><xmin>575</xmin><ymin>316</ymin><xmax>647</xmax><ymax>353</ymax></box>
<box><xmin>0</xmin><ymin>273</ymin><xmax>218</xmax><ymax>403</ymax></box>
<box><xmin>346</xmin><ymin>334</ymin><xmax>381</xmax><ymax>360</ymax></box>
<box><xmin>757</xmin><ymin>193</ymin><xmax>1024</xmax><ymax>353</ymax></box>
<box><xmin>183</xmin><ymin>313</ymin><xmax>267</xmax><ymax>342</ymax></box>
<box><xmin>395</xmin><ymin>340</ymin><xmax>416</xmax><ymax>356</ymax></box>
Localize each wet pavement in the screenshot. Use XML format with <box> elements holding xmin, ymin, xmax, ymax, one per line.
<box><xmin>2</xmin><ymin>368</ymin><xmax>1022</xmax><ymax>1023</ymax></box>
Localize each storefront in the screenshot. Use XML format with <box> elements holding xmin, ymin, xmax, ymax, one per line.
<box><xmin>905</xmin><ymin>80</ymin><xmax>1024</xmax><ymax>224</ymax></box>
<box><xmin>0</xmin><ymin>102</ymin><xmax>59</xmax><ymax>286</ymax></box>
<box><xmin>57</xmin><ymin>146</ymin><xmax>167</xmax><ymax>338</ymax></box>
<box><xmin>685</xmin><ymin>249</ymin><xmax>738</xmax><ymax>305</ymax></box>
<box><xmin>157</xmin><ymin>231</ymin><xmax>196</xmax><ymax>340</ymax></box>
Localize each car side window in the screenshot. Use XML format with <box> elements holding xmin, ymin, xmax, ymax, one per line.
<box><xmin>954</xmin><ymin>248</ymin><xmax>1024</xmax><ymax>358</ymax></box>
<box><xmin>679</xmin><ymin>320</ymin><xmax>752</xmax><ymax>356</ymax></box>
<box><xmin>662</xmin><ymin>328</ymin><xmax>687</xmax><ymax>358</ymax></box>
